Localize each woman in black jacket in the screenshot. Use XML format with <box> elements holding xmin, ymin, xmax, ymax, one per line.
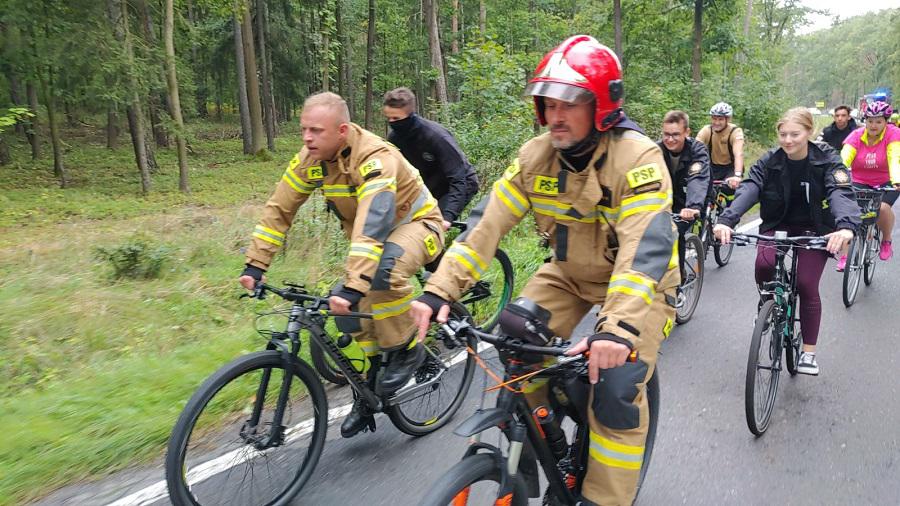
<box><xmin>714</xmin><ymin>107</ymin><xmax>860</xmax><ymax>376</ymax></box>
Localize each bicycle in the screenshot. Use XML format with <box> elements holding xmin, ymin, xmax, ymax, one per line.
<box><xmin>420</xmin><ymin>311</ymin><xmax>658</xmax><ymax>505</ymax></box>
<box><xmin>672</xmin><ymin>213</ymin><xmax>705</xmax><ymax>324</ymax></box>
<box><xmin>694</xmin><ymin>180</ymin><xmax>735</xmax><ymax>267</ymax></box>
<box><xmin>310</xmin><ymin>220</ymin><xmax>514</xmax><ymax>386</ymax></box>
<box><xmin>731</xmin><ymin>232</ymin><xmax>828</xmax><ymax>436</ymax></box>
<box><xmin>165</xmin><ymin>282</ymin><xmax>477</xmax><ymax>506</ymax></box>
<box><xmin>842</xmin><ymin>186</ymin><xmax>891</xmax><ymax>307</ymax></box>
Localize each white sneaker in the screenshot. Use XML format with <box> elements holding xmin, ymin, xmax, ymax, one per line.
<box><xmin>797</xmin><ymin>352</ymin><xmax>819</xmax><ymax>376</ymax></box>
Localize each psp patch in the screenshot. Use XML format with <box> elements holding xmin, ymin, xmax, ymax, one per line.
<box><xmin>533</xmin><ymin>175</ymin><xmax>559</xmax><ymax>195</ymax></box>
<box><xmin>663</xmin><ymin>318</ymin><xmax>673</xmax><ymax>338</ymax></box>
<box><xmin>626</xmin><ymin>163</ymin><xmax>663</xmax><ymax>189</ymax></box>
<box><xmin>424</xmin><ymin>234</ymin><xmax>439</xmax><ymax>256</ymax></box>
<box><xmin>307</xmin><ymin>164</ymin><xmax>325</xmax><ymax>180</ymax></box>
<box><xmin>288</xmin><ymin>153</ymin><xmax>302</xmax><ymax>171</ymax></box>
<box><xmin>503</xmin><ymin>159</ymin><xmax>521</xmax><ymax>180</ymax></box>
<box><xmin>359</xmin><ymin>158</ymin><xmax>384</xmax><ymax>179</ymax></box>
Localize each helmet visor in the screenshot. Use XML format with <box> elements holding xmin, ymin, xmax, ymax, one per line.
<box><xmin>525</xmin><ymin>81</ymin><xmax>594</xmax><ymax>104</ymax></box>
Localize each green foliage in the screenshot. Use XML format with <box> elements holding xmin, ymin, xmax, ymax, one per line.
<box><xmin>0</xmin><ymin>107</ymin><xmax>34</xmax><ymax>132</ymax></box>
<box><xmin>94</xmin><ymin>235</ymin><xmax>173</xmax><ymax>280</ymax></box>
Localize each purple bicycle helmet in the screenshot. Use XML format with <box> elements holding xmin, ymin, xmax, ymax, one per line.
<box><xmin>864</xmin><ymin>101</ymin><xmax>894</xmax><ymax>119</ymax></box>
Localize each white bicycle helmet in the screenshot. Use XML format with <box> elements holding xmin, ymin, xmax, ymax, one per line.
<box><xmin>709</xmin><ymin>102</ymin><xmax>733</xmax><ymax>117</ymax></box>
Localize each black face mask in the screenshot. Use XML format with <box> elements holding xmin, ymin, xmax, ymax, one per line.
<box><xmin>558</xmin><ymin>128</ymin><xmax>602</xmax><ymax>172</ymax></box>
<box><xmin>389</xmin><ymin>114</ymin><xmax>416</xmax><ymax>136</ymax></box>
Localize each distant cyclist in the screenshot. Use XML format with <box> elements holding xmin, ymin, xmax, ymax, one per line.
<box><xmin>817</xmin><ymin>105</ymin><xmax>858</xmax><ymax>153</ymax></box>
<box><xmin>657</xmin><ymin>110</ymin><xmax>710</xmax><ymax>290</ymax></box>
<box><xmin>714</xmin><ymin>107</ymin><xmax>859</xmax><ymax>376</ymax></box>
<box><xmin>837</xmin><ymin>100</ymin><xmax>900</xmax><ymax>267</ymax></box>
<box><xmin>696</xmin><ymin>102</ymin><xmax>745</xmax><ymax>194</ymax></box>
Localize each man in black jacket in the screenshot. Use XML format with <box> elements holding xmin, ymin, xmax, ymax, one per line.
<box><xmin>817</xmin><ymin>105</ymin><xmax>858</xmax><ymax>153</ymax></box>
<box><xmin>658</xmin><ymin>110</ymin><xmax>710</xmax><ymax>286</ymax></box>
<box><xmin>383</xmin><ymin>88</ymin><xmax>479</xmax><ymax>229</ymax></box>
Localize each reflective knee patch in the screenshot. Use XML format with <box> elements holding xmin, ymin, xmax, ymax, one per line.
<box><xmin>591</xmin><ymin>359</ymin><xmax>649</xmax><ymax>430</ymax></box>
<box><xmin>371</xmin><ymin>242</ymin><xmax>404</xmax><ymax>290</ymax></box>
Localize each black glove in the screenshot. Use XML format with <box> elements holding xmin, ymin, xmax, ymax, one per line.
<box><xmin>241</xmin><ymin>264</ymin><xmax>265</xmax><ymax>284</ymax></box>
<box><xmin>586</xmin><ymin>332</ymin><xmax>634</xmax><ymax>350</ymax></box>
<box><xmin>330</xmin><ymin>285</ymin><xmax>363</xmax><ymax>306</ymax></box>
<box><xmin>417</xmin><ymin>292</ymin><xmax>449</xmax><ymax>320</ymax></box>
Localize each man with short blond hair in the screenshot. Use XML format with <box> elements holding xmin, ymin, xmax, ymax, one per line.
<box><xmin>240</xmin><ymin>91</ymin><xmax>446</xmax><ymax>438</ymax></box>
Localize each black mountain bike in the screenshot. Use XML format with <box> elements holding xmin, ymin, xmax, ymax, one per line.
<box><xmin>165</xmin><ymin>282</ymin><xmax>477</xmax><ymax>506</ymax></box>
<box><xmin>311</xmin><ymin>220</ymin><xmax>514</xmax><ymax>385</ymax></box>
<box><xmin>695</xmin><ymin>180</ymin><xmax>735</xmax><ymax>267</ymax></box>
<box><xmin>842</xmin><ymin>186</ymin><xmax>890</xmax><ymax>307</ymax></box>
<box><xmin>673</xmin><ymin>214</ymin><xmax>705</xmax><ymax>324</ymax></box>
<box><xmin>732</xmin><ymin>232</ymin><xmax>828</xmax><ymax>436</ymax></box>
<box><xmin>421</xmin><ymin>315</ymin><xmax>659</xmax><ymax>505</ymax></box>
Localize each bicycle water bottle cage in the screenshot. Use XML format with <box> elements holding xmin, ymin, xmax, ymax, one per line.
<box><xmin>499</xmin><ymin>297</ymin><xmax>553</xmax><ymax>346</ymax></box>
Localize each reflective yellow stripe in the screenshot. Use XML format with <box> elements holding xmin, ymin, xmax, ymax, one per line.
<box><xmin>252</xmin><ymin>225</ymin><xmax>286</xmax><ymax>246</ymax></box>
<box><xmin>888</xmin><ymin>141</ymin><xmax>900</xmax><ymax>183</ymax></box>
<box><xmin>357</xmin><ymin>339</ymin><xmax>379</xmax><ymax>356</ymax></box>
<box><xmin>492</xmin><ymin>179</ymin><xmax>529</xmax><ymax>218</ymax></box>
<box><xmin>589</xmin><ymin>431</ymin><xmax>643</xmax><ymax>470</ymax></box>
<box><xmin>841</xmin><ymin>144</ymin><xmax>857</xmax><ymax>168</ymax></box>
<box><xmin>446</xmin><ymin>243</ymin><xmax>488</xmax><ymax>280</ymax></box>
<box><xmin>282</xmin><ymin>168</ymin><xmax>316</xmax><ymax>194</ymax></box>
<box><xmin>323</xmin><ymin>184</ymin><xmax>355</xmax><ymax>198</ymax></box>
<box><xmin>619</xmin><ymin>192</ymin><xmax>671</xmax><ymax>220</ymax></box>
<box><xmin>348</xmin><ymin>243</ymin><xmax>384</xmax><ymax>262</ymax></box>
<box><xmin>668</xmin><ymin>240</ymin><xmax>679</xmax><ymax>270</ymax></box>
<box><xmin>371</xmin><ymin>293</ymin><xmax>415</xmax><ymax>320</ymax></box>
<box><xmin>411</xmin><ymin>196</ymin><xmax>437</xmax><ymax>220</ymax></box>
<box><xmin>608</xmin><ymin>273</ymin><xmax>656</xmax><ymax>304</ymax></box>
<box><xmin>357</xmin><ymin>177</ymin><xmax>397</xmax><ymax>200</ymax></box>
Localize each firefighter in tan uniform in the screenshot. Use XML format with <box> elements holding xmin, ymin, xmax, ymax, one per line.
<box><xmin>696</xmin><ymin>101</ymin><xmax>745</xmax><ymax>195</ymax></box>
<box><xmin>411</xmin><ymin>36</ymin><xmax>678</xmax><ymax>505</ymax></box>
<box><xmin>239</xmin><ymin>92</ymin><xmax>445</xmax><ymax>438</ymax></box>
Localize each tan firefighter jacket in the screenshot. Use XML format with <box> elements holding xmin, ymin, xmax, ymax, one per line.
<box><xmin>426</xmin><ymin>122</ymin><xmax>680</xmax><ymax>346</ymax></box>
<box><xmin>245</xmin><ymin>123</ymin><xmax>443</xmax><ymax>295</ymax></box>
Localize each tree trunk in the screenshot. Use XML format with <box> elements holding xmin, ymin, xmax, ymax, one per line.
<box><xmin>0</xmin><ymin>137</ymin><xmax>9</xmax><ymax>165</ymax></box>
<box><xmin>25</xmin><ymin>81</ymin><xmax>41</xmax><ymax>159</ymax></box>
<box><xmin>165</xmin><ymin>0</ymin><xmax>190</xmax><ymax>192</ymax></box>
<box><xmin>613</xmin><ymin>0</ymin><xmax>623</xmax><ymax>62</ymax></box>
<box><xmin>187</xmin><ymin>0</ymin><xmax>208</xmax><ymax>118</ymax></box>
<box><xmin>344</xmin><ymin>15</ymin><xmax>355</xmax><ymax>120</ymax></box>
<box><xmin>691</xmin><ymin>0</ymin><xmax>703</xmax><ymax>108</ymax></box>
<box><xmin>479</xmin><ymin>0</ymin><xmax>486</xmax><ymax>37</ymax></box>
<box><xmin>426</xmin><ymin>0</ymin><xmax>448</xmax><ymax>105</ymax></box>
<box><xmin>39</xmin><ymin>69</ymin><xmax>67</xmax><ymax>187</ymax></box>
<box><xmin>234</xmin><ymin>15</ymin><xmax>252</xmax><ymax>153</ymax></box>
<box><xmin>7</xmin><ymin>72</ymin><xmax>25</xmax><ymax>135</ymax></box>
<box><xmin>451</xmin><ymin>0</ymin><xmax>459</xmax><ymax>54</ymax></box>
<box><xmin>240</xmin><ymin>4</ymin><xmax>265</xmax><ymax>154</ymax></box>
<box><xmin>336</xmin><ymin>0</ymin><xmax>346</xmax><ymax>98</ymax></box>
<box><xmin>135</xmin><ymin>0</ymin><xmax>169</xmax><ymax>148</ymax></box>
<box><xmin>109</xmin><ymin>0</ymin><xmax>151</xmax><ymax>193</ymax></box>
<box><xmin>106</xmin><ymin>105</ymin><xmax>119</xmax><ymax>149</ymax></box>
<box><xmin>256</xmin><ymin>0</ymin><xmax>275</xmax><ymax>151</ymax></box>
<box><xmin>321</xmin><ymin>8</ymin><xmax>330</xmax><ymax>93</ymax></box>
<box><xmin>364</xmin><ymin>0</ymin><xmax>376</xmax><ymax>129</ymax></box>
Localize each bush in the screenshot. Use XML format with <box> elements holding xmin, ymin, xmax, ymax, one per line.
<box><xmin>94</xmin><ymin>236</ymin><xmax>173</xmax><ymax>280</ymax></box>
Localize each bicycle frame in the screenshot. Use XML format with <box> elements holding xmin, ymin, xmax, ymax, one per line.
<box><xmin>757</xmin><ymin>239</ymin><xmax>800</xmax><ymax>360</ymax></box>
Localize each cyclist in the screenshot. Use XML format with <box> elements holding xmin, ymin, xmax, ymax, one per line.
<box><xmin>383</xmin><ymin>87</ymin><xmax>479</xmax><ymax>230</ymax></box>
<box><xmin>411</xmin><ymin>35</ymin><xmax>678</xmax><ymax>505</ymax></box>
<box><xmin>714</xmin><ymin>107</ymin><xmax>859</xmax><ymax>376</ymax></box>
<box><xmin>837</xmin><ymin>100</ymin><xmax>900</xmax><ymax>266</ymax></box>
<box><xmin>657</xmin><ymin>110</ymin><xmax>710</xmax><ymax>296</ymax></box>
<box><xmin>817</xmin><ymin>105</ymin><xmax>857</xmax><ymax>153</ymax></box>
<box><xmin>239</xmin><ymin>92</ymin><xmax>446</xmax><ymax>437</ymax></box>
<box><xmin>696</xmin><ymin>102</ymin><xmax>745</xmax><ymax>194</ymax></box>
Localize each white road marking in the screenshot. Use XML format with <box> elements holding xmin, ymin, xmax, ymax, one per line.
<box><xmin>736</xmin><ymin>217</ymin><xmax>762</xmax><ymax>233</ymax></box>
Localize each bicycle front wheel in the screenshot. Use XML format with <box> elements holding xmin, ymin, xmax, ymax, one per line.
<box><xmin>309</xmin><ymin>336</ymin><xmax>349</xmax><ymax>386</ymax></box>
<box><xmin>387</xmin><ymin>303</ymin><xmax>477</xmax><ymax>436</ymax></box>
<box><xmin>745</xmin><ymin>300</ymin><xmax>781</xmax><ymax>436</ymax></box>
<box><xmin>419</xmin><ymin>454</ymin><xmax>530</xmax><ymax>506</ymax></box>
<box><xmin>676</xmin><ymin>234</ymin><xmax>704</xmax><ymax>324</ymax></box>
<box><xmin>459</xmin><ymin>248</ymin><xmax>514</xmax><ymax>332</ymax></box>
<box><xmin>842</xmin><ymin>235</ymin><xmax>863</xmax><ymax>307</ymax></box>
<box><xmin>166</xmin><ymin>351</ymin><xmax>328</xmax><ymax>506</ymax></box>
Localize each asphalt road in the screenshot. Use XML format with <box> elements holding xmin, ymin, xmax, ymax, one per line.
<box><xmin>37</xmin><ymin>217</ymin><xmax>900</xmax><ymax>505</ymax></box>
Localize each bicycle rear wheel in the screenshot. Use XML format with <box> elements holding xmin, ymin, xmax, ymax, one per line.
<box><xmin>419</xmin><ymin>454</ymin><xmax>530</xmax><ymax>506</ymax></box>
<box><xmin>864</xmin><ymin>226</ymin><xmax>881</xmax><ymax>286</ymax></box>
<box><xmin>745</xmin><ymin>300</ymin><xmax>781</xmax><ymax>436</ymax></box>
<box><xmin>459</xmin><ymin>248</ymin><xmax>514</xmax><ymax>332</ymax></box>
<box><xmin>166</xmin><ymin>351</ymin><xmax>327</xmax><ymax>506</ymax></box>
<box><xmin>842</xmin><ymin>235</ymin><xmax>863</xmax><ymax>307</ymax></box>
<box><xmin>676</xmin><ymin>234</ymin><xmax>704</xmax><ymax>324</ymax></box>
<box><xmin>387</xmin><ymin>303</ymin><xmax>477</xmax><ymax>436</ymax></box>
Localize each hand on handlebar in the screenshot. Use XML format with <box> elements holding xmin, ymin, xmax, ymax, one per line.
<box><xmin>565</xmin><ymin>336</ymin><xmax>632</xmax><ymax>384</ymax></box>
<box><xmin>411</xmin><ymin>296</ymin><xmax>451</xmax><ymax>342</ymax></box>
<box><xmin>726</xmin><ymin>176</ymin><xmax>741</xmax><ymax>189</ymax></box>
<box><xmin>679</xmin><ymin>208</ymin><xmax>700</xmax><ymax>221</ymax></box>
<box><xmin>328</xmin><ymin>296</ymin><xmax>353</xmax><ymax>315</ymax></box>
<box><xmin>824</xmin><ymin>229</ymin><xmax>854</xmax><ymax>255</ymax></box>
<box><xmin>713</xmin><ymin>223</ymin><xmax>734</xmax><ymax>245</ymax></box>
<box><xmin>239</xmin><ymin>265</ymin><xmax>266</xmax><ymax>291</ymax></box>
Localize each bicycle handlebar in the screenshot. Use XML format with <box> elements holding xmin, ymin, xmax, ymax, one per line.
<box><xmin>731</xmin><ymin>232</ymin><xmax>829</xmax><ymax>249</ymax></box>
<box><xmin>243</xmin><ymin>282</ymin><xmax>373</xmax><ymax>319</ymax></box>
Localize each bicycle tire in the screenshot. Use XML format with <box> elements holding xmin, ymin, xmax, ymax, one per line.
<box><xmin>459</xmin><ymin>248</ymin><xmax>514</xmax><ymax>332</ymax></box>
<box><xmin>675</xmin><ymin>234</ymin><xmax>704</xmax><ymax>324</ymax></box>
<box><xmin>309</xmin><ymin>337</ymin><xmax>349</xmax><ymax>386</ymax></box>
<box><xmin>419</xmin><ymin>453</ymin><xmax>530</xmax><ymax>506</ymax></box>
<box><xmin>785</xmin><ymin>324</ymin><xmax>801</xmax><ymax>377</ymax></box>
<box><xmin>863</xmin><ymin>226</ymin><xmax>880</xmax><ymax>286</ymax></box>
<box><xmin>387</xmin><ymin>303</ymin><xmax>477</xmax><ymax>436</ymax></box>
<box><xmin>842</xmin><ymin>235</ymin><xmax>863</xmax><ymax>307</ymax></box>
<box><xmin>713</xmin><ymin>239</ymin><xmax>734</xmax><ymax>267</ymax></box>
<box><xmin>745</xmin><ymin>300</ymin><xmax>781</xmax><ymax>436</ymax></box>
<box><xmin>635</xmin><ymin>369</ymin><xmax>660</xmax><ymax>499</ymax></box>
<box><xmin>166</xmin><ymin>351</ymin><xmax>328</xmax><ymax>506</ymax></box>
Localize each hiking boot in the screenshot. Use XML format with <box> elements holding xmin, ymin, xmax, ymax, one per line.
<box><xmin>340</xmin><ymin>396</ymin><xmax>375</xmax><ymax>438</ymax></box>
<box><xmin>379</xmin><ymin>342</ymin><xmax>425</xmax><ymax>395</ymax></box>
